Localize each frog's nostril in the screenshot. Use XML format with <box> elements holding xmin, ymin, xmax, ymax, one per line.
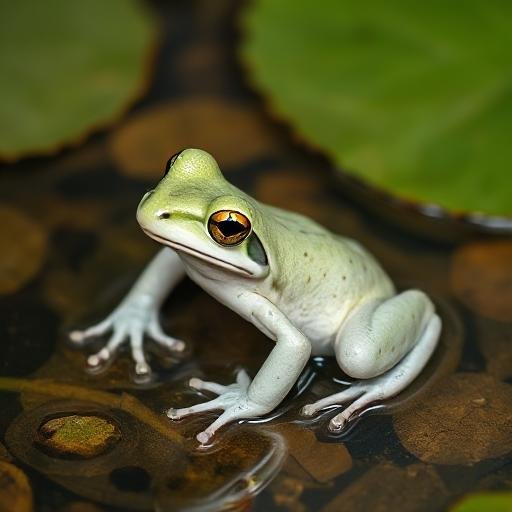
<box><xmin>158</xmin><ymin>211</ymin><xmax>170</xmax><ymax>220</ymax></box>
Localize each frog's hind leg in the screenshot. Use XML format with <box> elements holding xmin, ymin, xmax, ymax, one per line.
<box><xmin>302</xmin><ymin>291</ymin><xmax>441</xmax><ymax>432</ymax></box>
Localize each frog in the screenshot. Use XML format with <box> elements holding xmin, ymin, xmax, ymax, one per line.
<box><xmin>70</xmin><ymin>148</ymin><xmax>441</xmax><ymax>444</ymax></box>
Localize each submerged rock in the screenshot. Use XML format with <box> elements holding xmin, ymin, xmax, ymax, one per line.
<box><xmin>393</xmin><ymin>373</ymin><xmax>512</xmax><ymax>465</ymax></box>
<box><xmin>108</xmin><ymin>98</ymin><xmax>280</xmax><ymax>179</ymax></box>
<box><xmin>36</xmin><ymin>414</ymin><xmax>121</xmax><ymax>459</ymax></box>
<box><xmin>451</xmin><ymin>240</ymin><xmax>512</xmax><ymax>323</ymax></box>
<box><xmin>272</xmin><ymin>423</ymin><xmax>352</xmax><ymax>483</ymax></box>
<box><xmin>0</xmin><ymin>461</ymin><xmax>33</xmax><ymax>512</ymax></box>
<box><xmin>321</xmin><ymin>462</ymin><xmax>446</xmax><ymax>512</ymax></box>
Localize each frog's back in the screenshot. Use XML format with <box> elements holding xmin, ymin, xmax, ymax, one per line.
<box><xmin>262</xmin><ymin>204</ymin><xmax>392</xmax><ymax>295</ymax></box>
<box><xmin>263</xmin><ymin>204</ymin><xmax>331</xmax><ymax>237</ymax></box>
<box><xmin>258</xmin><ymin>203</ymin><xmax>394</xmax><ymax>347</ymax></box>
<box><xmin>263</xmin><ymin>204</ymin><xmax>392</xmax><ymax>295</ymax></box>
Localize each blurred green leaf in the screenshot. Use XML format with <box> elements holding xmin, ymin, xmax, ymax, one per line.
<box><xmin>242</xmin><ymin>0</ymin><xmax>512</xmax><ymax>217</ymax></box>
<box><xmin>0</xmin><ymin>0</ymin><xmax>155</xmax><ymax>160</ymax></box>
<box><xmin>451</xmin><ymin>492</ymin><xmax>512</xmax><ymax>512</ymax></box>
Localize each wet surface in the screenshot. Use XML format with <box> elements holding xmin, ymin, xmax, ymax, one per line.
<box><xmin>0</xmin><ymin>1</ymin><xmax>511</xmax><ymax>510</ymax></box>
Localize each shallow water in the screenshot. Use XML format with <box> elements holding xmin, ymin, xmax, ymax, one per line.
<box><xmin>1</xmin><ymin>1</ymin><xmax>511</xmax><ymax>511</ymax></box>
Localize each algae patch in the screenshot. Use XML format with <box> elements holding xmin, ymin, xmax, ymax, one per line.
<box><xmin>37</xmin><ymin>415</ymin><xmax>121</xmax><ymax>459</ymax></box>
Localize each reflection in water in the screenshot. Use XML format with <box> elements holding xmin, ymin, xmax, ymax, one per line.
<box><xmin>4</xmin><ymin>395</ymin><xmax>287</xmax><ymax>511</ymax></box>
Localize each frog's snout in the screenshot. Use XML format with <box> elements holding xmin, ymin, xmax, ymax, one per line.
<box><xmin>138</xmin><ymin>189</ymin><xmax>154</xmax><ymax>207</ymax></box>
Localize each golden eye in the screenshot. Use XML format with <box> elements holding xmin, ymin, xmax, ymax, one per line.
<box><xmin>208</xmin><ymin>210</ymin><xmax>251</xmax><ymax>246</ymax></box>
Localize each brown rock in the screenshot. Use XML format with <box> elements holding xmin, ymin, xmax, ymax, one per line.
<box><xmin>36</xmin><ymin>415</ymin><xmax>121</xmax><ymax>459</ymax></box>
<box><xmin>322</xmin><ymin>462</ymin><xmax>446</xmax><ymax>512</ymax></box>
<box><xmin>393</xmin><ymin>373</ymin><xmax>512</xmax><ymax>465</ymax></box>
<box><xmin>451</xmin><ymin>240</ymin><xmax>512</xmax><ymax>322</ymax></box>
<box><xmin>273</xmin><ymin>423</ymin><xmax>352</xmax><ymax>483</ymax></box>
<box><xmin>280</xmin><ymin>456</ymin><xmax>317</xmax><ymax>484</ymax></box>
<box><xmin>476</xmin><ymin>317</ymin><xmax>512</xmax><ymax>381</ymax></box>
<box><xmin>0</xmin><ymin>461</ymin><xmax>33</xmax><ymax>512</ymax></box>
<box><xmin>0</xmin><ymin>206</ymin><xmax>46</xmax><ymax>295</ymax></box>
<box><xmin>108</xmin><ymin>97</ymin><xmax>279</xmax><ymax>179</ymax></box>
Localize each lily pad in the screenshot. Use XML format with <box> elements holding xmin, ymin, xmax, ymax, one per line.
<box><xmin>241</xmin><ymin>0</ymin><xmax>512</xmax><ymax>218</ymax></box>
<box><xmin>0</xmin><ymin>0</ymin><xmax>156</xmax><ymax>161</ymax></box>
<box><xmin>451</xmin><ymin>492</ymin><xmax>512</xmax><ymax>512</ymax></box>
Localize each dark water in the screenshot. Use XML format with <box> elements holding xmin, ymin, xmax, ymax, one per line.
<box><xmin>1</xmin><ymin>1</ymin><xmax>511</xmax><ymax>511</ymax></box>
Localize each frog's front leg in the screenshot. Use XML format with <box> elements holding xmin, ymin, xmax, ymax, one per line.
<box><xmin>69</xmin><ymin>248</ymin><xmax>186</xmax><ymax>376</ymax></box>
<box><xmin>302</xmin><ymin>290</ymin><xmax>441</xmax><ymax>431</ymax></box>
<box><xmin>167</xmin><ymin>293</ymin><xmax>311</xmax><ymax>444</ymax></box>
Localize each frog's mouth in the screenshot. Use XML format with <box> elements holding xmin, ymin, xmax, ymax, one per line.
<box><xmin>141</xmin><ymin>228</ymin><xmax>254</xmax><ymax>277</ymax></box>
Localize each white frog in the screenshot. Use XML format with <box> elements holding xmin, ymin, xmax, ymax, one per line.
<box><xmin>70</xmin><ymin>149</ymin><xmax>441</xmax><ymax>444</ymax></box>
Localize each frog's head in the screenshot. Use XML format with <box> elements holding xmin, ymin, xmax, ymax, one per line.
<box><xmin>136</xmin><ymin>148</ymin><xmax>269</xmax><ymax>278</ymax></box>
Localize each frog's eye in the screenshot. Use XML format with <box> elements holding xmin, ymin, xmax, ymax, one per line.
<box><xmin>163</xmin><ymin>150</ymin><xmax>184</xmax><ymax>177</ymax></box>
<box><xmin>208</xmin><ymin>210</ymin><xmax>251</xmax><ymax>246</ymax></box>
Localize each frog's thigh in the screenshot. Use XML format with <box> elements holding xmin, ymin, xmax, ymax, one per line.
<box><xmin>335</xmin><ymin>290</ymin><xmax>435</xmax><ymax>379</ymax></box>
<box><xmin>303</xmin><ymin>313</ymin><xmax>441</xmax><ymax>430</ymax></box>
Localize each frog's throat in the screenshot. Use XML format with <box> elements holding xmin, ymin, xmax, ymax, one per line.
<box><xmin>141</xmin><ymin>228</ymin><xmax>254</xmax><ymax>277</ymax></box>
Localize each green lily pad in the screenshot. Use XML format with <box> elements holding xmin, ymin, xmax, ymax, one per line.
<box><xmin>0</xmin><ymin>0</ymin><xmax>156</xmax><ymax>161</ymax></box>
<box><xmin>241</xmin><ymin>0</ymin><xmax>512</xmax><ymax>218</ymax></box>
<box><xmin>451</xmin><ymin>492</ymin><xmax>512</xmax><ymax>512</ymax></box>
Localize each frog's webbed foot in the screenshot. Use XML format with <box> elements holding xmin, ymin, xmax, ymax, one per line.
<box><xmin>69</xmin><ymin>296</ymin><xmax>185</xmax><ymax>377</ymax></box>
<box><xmin>301</xmin><ymin>382</ymin><xmax>379</xmax><ymax>432</ymax></box>
<box><xmin>167</xmin><ymin>369</ymin><xmax>268</xmax><ymax>444</ymax></box>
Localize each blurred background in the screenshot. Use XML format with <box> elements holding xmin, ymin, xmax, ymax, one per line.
<box><xmin>0</xmin><ymin>1</ymin><xmax>511</xmax><ymax>511</ymax></box>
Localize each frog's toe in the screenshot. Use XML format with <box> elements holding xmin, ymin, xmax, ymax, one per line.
<box><xmin>196</xmin><ymin>416</ymin><xmax>226</xmax><ymax>445</ymax></box>
<box><xmin>82</xmin><ymin>325</ymin><xmax>129</xmax><ymax>370</ymax></box>
<box><xmin>189</xmin><ymin>377</ymin><xmax>229</xmax><ymax>395</ymax></box>
<box><xmin>135</xmin><ymin>361</ymin><xmax>151</xmax><ymax>376</ymax></box>
<box><xmin>148</xmin><ymin>317</ymin><xmax>185</xmax><ymax>352</ymax></box>
<box><xmin>328</xmin><ymin>412</ymin><xmax>349</xmax><ymax>432</ymax></box>
<box><xmin>195</xmin><ymin>399</ymin><xmax>269</xmax><ymax>445</ymax></box>
<box><xmin>188</xmin><ymin>370</ymin><xmax>250</xmax><ymax>397</ymax></box>
<box><xmin>328</xmin><ymin>388</ymin><xmax>380</xmax><ymax>433</ymax></box>
<box><xmin>195</xmin><ymin>408</ymin><xmax>247</xmax><ymax>445</ymax></box>
<box><xmin>69</xmin><ymin>317</ymin><xmax>112</xmax><ymax>345</ymax></box>
<box><xmin>301</xmin><ymin>385</ymin><xmax>366</xmax><ymax>418</ymax></box>
<box><xmin>196</xmin><ymin>430</ymin><xmax>211</xmax><ymax>445</ymax></box>
<box><xmin>87</xmin><ymin>347</ymin><xmax>111</xmax><ymax>368</ymax></box>
<box><xmin>300</xmin><ymin>404</ymin><xmax>318</xmax><ymax>417</ymax></box>
<box><xmin>166</xmin><ymin>408</ymin><xmax>180</xmax><ymax>420</ymax></box>
<box><xmin>167</xmin><ymin>397</ymin><xmax>224</xmax><ymax>420</ymax></box>
<box><xmin>69</xmin><ymin>330</ymin><xmax>86</xmax><ymax>343</ymax></box>
<box><xmin>127</xmin><ymin>329</ymin><xmax>154</xmax><ymax>378</ymax></box>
